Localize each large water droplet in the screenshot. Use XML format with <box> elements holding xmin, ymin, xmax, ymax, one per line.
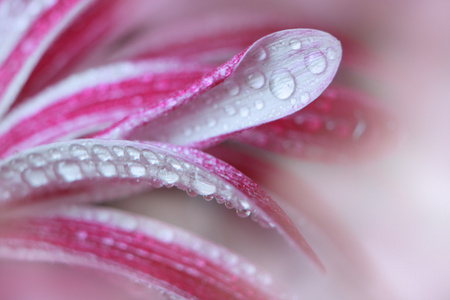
<box><xmin>158</xmin><ymin>168</ymin><xmax>179</xmax><ymax>184</ymax></box>
<box><xmin>27</xmin><ymin>154</ymin><xmax>46</xmax><ymax>167</ymax></box>
<box><xmin>305</xmin><ymin>50</ymin><xmax>327</xmax><ymax>74</ymax></box>
<box><xmin>193</xmin><ymin>174</ymin><xmax>217</xmax><ymax>196</ymax></box>
<box><xmin>236</xmin><ymin>209</ymin><xmax>251</xmax><ymax>218</ymax></box>
<box><xmin>92</xmin><ymin>145</ymin><xmax>113</xmax><ymax>161</ymax></box>
<box><xmin>96</xmin><ymin>161</ymin><xmax>117</xmax><ymax>177</ymax></box>
<box><xmin>69</xmin><ymin>144</ymin><xmax>90</xmax><ymax>160</ymax></box>
<box><xmin>289</xmin><ymin>38</ymin><xmax>301</xmax><ymax>50</ymax></box>
<box><xmin>141</xmin><ymin>150</ymin><xmax>159</xmax><ymax>165</ymax></box>
<box><xmin>126</xmin><ymin>163</ymin><xmax>146</xmax><ymax>177</ymax></box>
<box><xmin>125</xmin><ymin>146</ymin><xmax>140</xmax><ymax>160</ymax></box>
<box><xmin>269</xmin><ymin>69</ymin><xmax>296</xmax><ymax>100</ymax></box>
<box><xmin>56</xmin><ymin>161</ymin><xmax>83</xmax><ymax>182</ymax></box>
<box><xmin>246</xmin><ymin>71</ymin><xmax>265</xmax><ymax>89</ymax></box>
<box><xmin>23</xmin><ymin>168</ymin><xmax>48</xmax><ymax>187</ymax></box>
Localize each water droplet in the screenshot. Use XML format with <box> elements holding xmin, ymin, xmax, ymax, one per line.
<box><xmin>166</xmin><ymin>157</ymin><xmax>182</xmax><ymax>171</ymax></box>
<box><xmin>269</xmin><ymin>69</ymin><xmax>296</xmax><ymax>100</ymax></box>
<box><xmin>254</xmin><ymin>100</ymin><xmax>264</xmax><ymax>110</ymax></box>
<box><xmin>141</xmin><ymin>150</ymin><xmax>159</xmax><ymax>165</ymax></box>
<box><xmin>236</xmin><ymin>209</ymin><xmax>251</xmax><ymax>218</ymax></box>
<box><xmin>69</xmin><ymin>144</ymin><xmax>90</xmax><ymax>160</ymax></box>
<box><xmin>203</xmin><ymin>195</ymin><xmax>214</xmax><ymax>201</ymax></box>
<box><xmin>56</xmin><ymin>161</ymin><xmax>83</xmax><ymax>182</ymax></box>
<box><xmin>112</xmin><ymin>146</ymin><xmax>125</xmax><ymax>158</ymax></box>
<box><xmin>289</xmin><ymin>38</ymin><xmax>301</xmax><ymax>50</ymax></box>
<box><xmin>158</xmin><ymin>168</ymin><xmax>179</xmax><ymax>184</ymax></box>
<box><xmin>92</xmin><ymin>145</ymin><xmax>113</xmax><ymax>161</ymax></box>
<box><xmin>299</xmin><ymin>93</ymin><xmax>310</xmax><ymax>105</ymax></box>
<box><xmin>186</xmin><ymin>189</ymin><xmax>198</xmax><ymax>198</ymax></box>
<box><xmin>224</xmin><ymin>105</ymin><xmax>236</xmax><ymax>116</ymax></box>
<box><xmin>125</xmin><ymin>146</ymin><xmax>140</xmax><ymax>160</ymax></box>
<box><xmin>48</xmin><ymin>148</ymin><xmax>62</xmax><ymax>160</ymax></box>
<box><xmin>9</xmin><ymin>159</ymin><xmax>27</xmax><ymax>172</ymax></box>
<box><xmin>325</xmin><ymin>46</ymin><xmax>337</xmax><ymax>59</ymax></box>
<box><xmin>156</xmin><ymin>228</ymin><xmax>174</xmax><ymax>243</ymax></box>
<box><xmin>126</xmin><ymin>163</ymin><xmax>146</xmax><ymax>177</ymax></box>
<box><xmin>239</xmin><ymin>106</ymin><xmax>249</xmax><ymax>117</ymax></box>
<box><xmin>225</xmin><ymin>201</ymin><xmax>234</xmax><ymax>209</ymax></box>
<box><xmin>206</xmin><ymin>118</ymin><xmax>217</xmax><ymax>127</ymax></box>
<box><xmin>225</xmin><ymin>82</ymin><xmax>239</xmax><ymax>96</ymax></box>
<box><xmin>23</xmin><ymin>168</ymin><xmax>48</xmax><ymax>187</ymax></box>
<box><xmin>202</xmin><ymin>76</ymin><xmax>213</xmax><ymax>86</ymax></box>
<box><xmin>96</xmin><ymin>161</ymin><xmax>117</xmax><ymax>177</ymax></box>
<box><xmin>254</xmin><ymin>47</ymin><xmax>267</xmax><ymax>61</ymax></box>
<box><xmin>27</xmin><ymin>154</ymin><xmax>46</xmax><ymax>167</ymax></box>
<box><xmin>246</xmin><ymin>71</ymin><xmax>265</xmax><ymax>89</ymax></box>
<box><xmin>193</xmin><ymin>174</ymin><xmax>216</xmax><ymax>195</ymax></box>
<box><xmin>304</xmin><ymin>50</ymin><xmax>327</xmax><ymax>74</ymax></box>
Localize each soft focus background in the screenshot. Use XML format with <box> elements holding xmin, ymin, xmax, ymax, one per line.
<box><xmin>2</xmin><ymin>1</ymin><xmax>450</xmax><ymax>299</ymax></box>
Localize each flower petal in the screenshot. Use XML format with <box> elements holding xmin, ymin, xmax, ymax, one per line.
<box><xmin>0</xmin><ymin>139</ymin><xmax>322</xmax><ymax>268</ymax></box>
<box><xmin>0</xmin><ymin>205</ymin><xmax>282</xmax><ymax>299</ymax></box>
<box><xmin>0</xmin><ymin>59</ymin><xmax>208</xmax><ymax>158</ymax></box>
<box><xmin>231</xmin><ymin>86</ymin><xmax>400</xmax><ymax>161</ymax></box>
<box><xmin>0</xmin><ymin>0</ymin><xmax>97</xmax><ymax>116</ymax></box>
<box><xmin>97</xmin><ymin>29</ymin><xmax>342</xmax><ymax>149</ymax></box>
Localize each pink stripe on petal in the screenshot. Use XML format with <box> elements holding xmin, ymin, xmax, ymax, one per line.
<box><xmin>232</xmin><ymin>86</ymin><xmax>400</xmax><ymax>161</ymax></box>
<box><xmin>98</xmin><ymin>29</ymin><xmax>342</xmax><ymax>148</ymax></box>
<box><xmin>0</xmin><ymin>60</ymin><xmax>209</xmax><ymax>157</ymax></box>
<box><xmin>0</xmin><ymin>205</ymin><xmax>282</xmax><ymax>300</ymax></box>
<box><xmin>0</xmin><ymin>0</ymin><xmax>95</xmax><ymax>116</ymax></box>
<box><xmin>0</xmin><ymin>139</ymin><xmax>322</xmax><ymax>269</ymax></box>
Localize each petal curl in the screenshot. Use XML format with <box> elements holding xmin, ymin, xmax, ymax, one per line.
<box><xmin>0</xmin><ymin>139</ymin><xmax>322</xmax><ymax>268</ymax></box>
<box><xmin>97</xmin><ymin>29</ymin><xmax>342</xmax><ymax>149</ymax></box>
<box><xmin>0</xmin><ymin>205</ymin><xmax>283</xmax><ymax>300</ymax></box>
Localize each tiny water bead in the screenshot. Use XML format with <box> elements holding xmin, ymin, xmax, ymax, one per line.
<box><xmin>254</xmin><ymin>99</ymin><xmax>264</xmax><ymax>110</ymax></box>
<box><xmin>56</xmin><ymin>161</ymin><xmax>83</xmax><ymax>182</ymax></box>
<box><xmin>304</xmin><ymin>50</ymin><xmax>327</xmax><ymax>74</ymax></box>
<box><xmin>268</xmin><ymin>69</ymin><xmax>295</xmax><ymax>100</ymax></box>
<box><xmin>226</xmin><ymin>82</ymin><xmax>239</xmax><ymax>96</ymax></box>
<box><xmin>239</xmin><ymin>106</ymin><xmax>250</xmax><ymax>117</ymax></box>
<box><xmin>246</xmin><ymin>71</ymin><xmax>265</xmax><ymax>89</ymax></box>
<box><xmin>289</xmin><ymin>38</ymin><xmax>301</xmax><ymax>50</ymax></box>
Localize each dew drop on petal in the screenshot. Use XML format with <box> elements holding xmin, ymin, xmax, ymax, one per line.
<box><xmin>27</xmin><ymin>154</ymin><xmax>46</xmax><ymax>167</ymax></box>
<box><xmin>236</xmin><ymin>209</ymin><xmax>251</xmax><ymax>218</ymax></box>
<box><xmin>96</xmin><ymin>161</ymin><xmax>117</xmax><ymax>177</ymax></box>
<box><xmin>246</xmin><ymin>71</ymin><xmax>265</xmax><ymax>89</ymax></box>
<box><xmin>23</xmin><ymin>168</ymin><xmax>49</xmax><ymax>187</ymax></box>
<box><xmin>69</xmin><ymin>144</ymin><xmax>90</xmax><ymax>160</ymax></box>
<box><xmin>92</xmin><ymin>145</ymin><xmax>113</xmax><ymax>161</ymax></box>
<box><xmin>226</xmin><ymin>82</ymin><xmax>240</xmax><ymax>96</ymax></box>
<box><xmin>126</xmin><ymin>163</ymin><xmax>146</xmax><ymax>177</ymax></box>
<box><xmin>305</xmin><ymin>50</ymin><xmax>327</xmax><ymax>74</ymax></box>
<box><xmin>289</xmin><ymin>38</ymin><xmax>301</xmax><ymax>50</ymax></box>
<box><xmin>254</xmin><ymin>99</ymin><xmax>264</xmax><ymax>110</ymax></box>
<box><xmin>193</xmin><ymin>174</ymin><xmax>217</xmax><ymax>196</ymax></box>
<box><xmin>269</xmin><ymin>69</ymin><xmax>295</xmax><ymax>100</ymax></box>
<box><xmin>239</xmin><ymin>106</ymin><xmax>250</xmax><ymax>117</ymax></box>
<box><xmin>255</xmin><ymin>47</ymin><xmax>267</xmax><ymax>61</ymax></box>
<box><xmin>224</xmin><ymin>105</ymin><xmax>237</xmax><ymax>116</ymax></box>
<box><xmin>141</xmin><ymin>150</ymin><xmax>159</xmax><ymax>165</ymax></box>
<box><xmin>325</xmin><ymin>46</ymin><xmax>338</xmax><ymax>59</ymax></box>
<box><xmin>56</xmin><ymin>161</ymin><xmax>83</xmax><ymax>182</ymax></box>
<box><xmin>158</xmin><ymin>168</ymin><xmax>179</xmax><ymax>184</ymax></box>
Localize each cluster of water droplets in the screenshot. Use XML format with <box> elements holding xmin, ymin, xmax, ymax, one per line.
<box><xmin>0</xmin><ymin>140</ymin><xmax>278</xmax><ymax>229</ymax></box>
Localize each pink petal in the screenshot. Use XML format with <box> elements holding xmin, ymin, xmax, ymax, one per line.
<box><xmin>97</xmin><ymin>29</ymin><xmax>342</xmax><ymax>149</ymax></box>
<box><xmin>0</xmin><ymin>60</ymin><xmax>208</xmax><ymax>158</ymax></box>
<box><xmin>231</xmin><ymin>86</ymin><xmax>400</xmax><ymax>161</ymax></box>
<box><xmin>0</xmin><ymin>139</ymin><xmax>323</xmax><ymax>268</ymax></box>
<box><xmin>0</xmin><ymin>205</ymin><xmax>282</xmax><ymax>299</ymax></box>
<box><xmin>0</xmin><ymin>0</ymin><xmax>97</xmax><ymax>116</ymax></box>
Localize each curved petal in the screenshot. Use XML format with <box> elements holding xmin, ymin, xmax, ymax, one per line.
<box><xmin>232</xmin><ymin>86</ymin><xmax>400</xmax><ymax>161</ymax></box>
<box><xmin>0</xmin><ymin>0</ymin><xmax>96</xmax><ymax>116</ymax></box>
<box><xmin>0</xmin><ymin>60</ymin><xmax>208</xmax><ymax>158</ymax></box>
<box><xmin>97</xmin><ymin>29</ymin><xmax>342</xmax><ymax>149</ymax></box>
<box><xmin>0</xmin><ymin>205</ymin><xmax>283</xmax><ymax>300</ymax></box>
<box><xmin>0</xmin><ymin>139</ymin><xmax>322</xmax><ymax>268</ymax></box>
